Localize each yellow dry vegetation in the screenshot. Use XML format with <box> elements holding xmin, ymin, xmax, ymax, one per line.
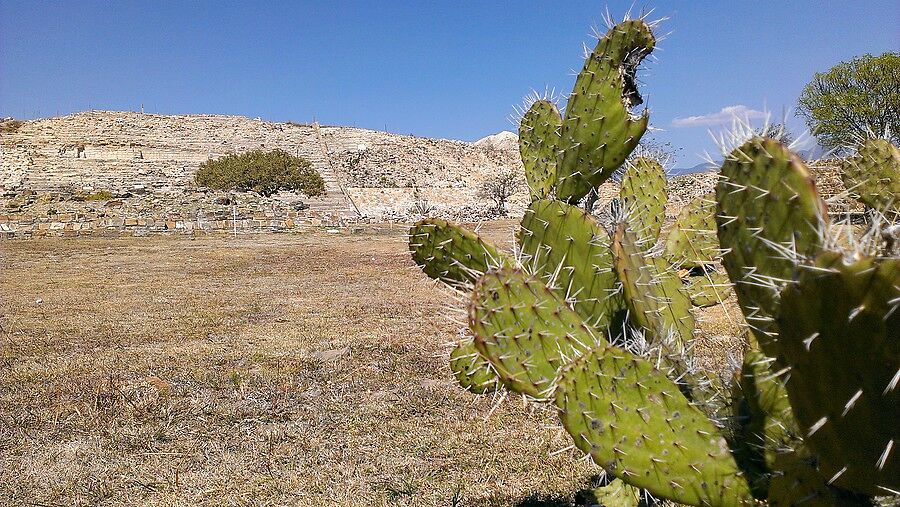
<box><xmin>0</xmin><ymin>223</ymin><xmax>742</xmax><ymax>506</ymax></box>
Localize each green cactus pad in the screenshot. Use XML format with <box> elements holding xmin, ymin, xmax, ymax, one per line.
<box><xmin>776</xmin><ymin>252</ymin><xmax>899</xmax><ymax>495</ymax></box>
<box><xmin>665</xmin><ymin>193</ymin><xmax>720</xmax><ymax>268</ymax></box>
<box><xmin>620</xmin><ymin>157</ymin><xmax>668</xmax><ymax>245</ymax></box>
<box><xmin>469</xmin><ymin>268</ymin><xmax>601</xmax><ymax>399</ymax></box>
<box><xmin>588</xmin><ymin>479</ymin><xmax>641</xmax><ymax>507</ymax></box>
<box><xmin>556</xmin><ymin>20</ymin><xmax>654</xmax><ymax>203</ymax></box>
<box><xmin>841</xmin><ymin>138</ymin><xmax>900</xmax><ymax>215</ymax></box>
<box><xmin>612</xmin><ymin>222</ymin><xmax>695</xmax><ymax>345</ymax></box>
<box><xmin>731</xmin><ymin>349</ymin><xmax>800</xmax><ymax>497</ymax></box>
<box><xmin>768</xmin><ymin>452</ymin><xmax>874</xmax><ymax>507</ymax></box>
<box><xmin>519</xmin><ymin>199</ymin><xmax>625</xmax><ymax>330</ymax></box>
<box><xmin>449</xmin><ymin>337</ymin><xmax>501</xmax><ymax>394</ymax></box>
<box><xmin>409</xmin><ymin>218</ymin><xmax>508</xmax><ymax>289</ymax></box>
<box><xmin>685</xmin><ymin>270</ymin><xmax>732</xmax><ymax>308</ymax></box>
<box><xmin>555</xmin><ymin>345</ymin><xmax>753</xmax><ymax>506</ymax></box>
<box><xmin>716</xmin><ymin>138</ymin><xmax>827</xmax><ymax>356</ymax></box>
<box><xmin>519</xmin><ymin>99</ymin><xmax>563</xmax><ymax>199</ymax></box>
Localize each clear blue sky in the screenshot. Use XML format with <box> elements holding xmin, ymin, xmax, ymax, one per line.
<box><xmin>1</xmin><ymin>1</ymin><xmax>897</xmax><ymax>167</ymax></box>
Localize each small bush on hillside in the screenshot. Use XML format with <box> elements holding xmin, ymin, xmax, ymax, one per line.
<box><xmin>195</xmin><ymin>149</ymin><xmax>325</xmax><ymax>197</ymax></box>
<box><xmin>1</xmin><ymin>119</ymin><xmax>23</xmax><ymax>133</ymax></box>
<box><xmin>73</xmin><ymin>190</ymin><xmax>114</xmax><ymax>201</ymax></box>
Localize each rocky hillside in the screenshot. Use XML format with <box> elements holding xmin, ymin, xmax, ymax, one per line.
<box><xmin>0</xmin><ymin>111</ymin><xmax>526</xmax><ymax>221</ymax></box>
<box><xmin>0</xmin><ymin>111</ymin><xmax>853</xmax><ymax>238</ymax></box>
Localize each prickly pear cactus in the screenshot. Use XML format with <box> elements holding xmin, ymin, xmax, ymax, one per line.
<box><xmin>620</xmin><ymin>157</ymin><xmax>668</xmax><ymax>245</ymax></box>
<box><xmin>588</xmin><ymin>479</ymin><xmax>641</xmax><ymax>507</ymax></box>
<box><xmin>556</xmin><ymin>20</ymin><xmax>654</xmax><ymax>203</ymax></box>
<box><xmin>767</xmin><ymin>452</ymin><xmax>874</xmax><ymax>507</ymax></box>
<box><xmin>519</xmin><ymin>199</ymin><xmax>625</xmax><ymax>330</ymax></box>
<box><xmin>730</xmin><ymin>349</ymin><xmax>800</xmax><ymax>497</ymax></box>
<box><xmin>776</xmin><ymin>251</ymin><xmax>899</xmax><ymax>495</ymax></box>
<box><xmin>519</xmin><ymin>99</ymin><xmax>563</xmax><ymax>200</ymax></box>
<box><xmin>665</xmin><ymin>193</ymin><xmax>720</xmax><ymax>269</ymax></box>
<box><xmin>449</xmin><ymin>337</ymin><xmax>500</xmax><ymax>394</ymax></box>
<box><xmin>684</xmin><ymin>270</ymin><xmax>732</xmax><ymax>307</ymax></box>
<box><xmin>555</xmin><ymin>345</ymin><xmax>753</xmax><ymax>506</ymax></box>
<box><xmin>469</xmin><ymin>268</ymin><xmax>600</xmax><ymax>399</ymax></box>
<box><xmin>612</xmin><ymin>222</ymin><xmax>695</xmax><ymax>346</ymax></box>
<box><xmin>409</xmin><ymin>218</ymin><xmax>508</xmax><ymax>289</ymax></box>
<box><xmin>715</xmin><ymin>138</ymin><xmax>828</xmax><ymax>356</ymax></box>
<box><xmin>841</xmin><ymin>138</ymin><xmax>900</xmax><ymax>216</ymax></box>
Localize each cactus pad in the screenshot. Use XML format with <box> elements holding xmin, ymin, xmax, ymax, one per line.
<box><xmin>555</xmin><ymin>345</ymin><xmax>753</xmax><ymax>506</ymax></box>
<box><xmin>519</xmin><ymin>199</ymin><xmax>625</xmax><ymax>330</ymax></box>
<box><xmin>620</xmin><ymin>157</ymin><xmax>668</xmax><ymax>245</ymax></box>
<box><xmin>841</xmin><ymin>138</ymin><xmax>900</xmax><ymax>215</ymax></box>
<box><xmin>556</xmin><ymin>20</ymin><xmax>654</xmax><ymax>202</ymax></box>
<box><xmin>469</xmin><ymin>268</ymin><xmax>600</xmax><ymax>399</ymax></box>
<box><xmin>776</xmin><ymin>252</ymin><xmax>899</xmax><ymax>495</ymax></box>
<box><xmin>588</xmin><ymin>479</ymin><xmax>641</xmax><ymax>507</ymax></box>
<box><xmin>409</xmin><ymin>218</ymin><xmax>508</xmax><ymax>289</ymax></box>
<box><xmin>665</xmin><ymin>193</ymin><xmax>720</xmax><ymax>268</ymax></box>
<box><xmin>519</xmin><ymin>99</ymin><xmax>563</xmax><ymax>199</ymax></box>
<box><xmin>768</xmin><ymin>452</ymin><xmax>873</xmax><ymax>507</ymax></box>
<box><xmin>716</xmin><ymin>138</ymin><xmax>827</xmax><ymax>356</ymax></box>
<box><xmin>731</xmin><ymin>349</ymin><xmax>800</xmax><ymax>497</ymax></box>
<box><xmin>685</xmin><ymin>270</ymin><xmax>732</xmax><ymax>308</ymax></box>
<box><xmin>612</xmin><ymin>223</ymin><xmax>695</xmax><ymax>345</ymax></box>
<box><xmin>449</xmin><ymin>337</ymin><xmax>500</xmax><ymax>394</ymax></box>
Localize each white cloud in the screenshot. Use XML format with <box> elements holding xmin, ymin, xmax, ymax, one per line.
<box><xmin>672</xmin><ymin>105</ymin><xmax>767</xmax><ymax>127</ymax></box>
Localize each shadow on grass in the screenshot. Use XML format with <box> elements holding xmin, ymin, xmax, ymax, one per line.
<box><xmin>512</xmin><ymin>493</ymin><xmax>572</xmax><ymax>507</ymax></box>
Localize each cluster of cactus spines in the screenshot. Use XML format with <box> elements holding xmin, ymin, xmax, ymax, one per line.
<box><xmin>519</xmin><ymin>99</ymin><xmax>563</xmax><ymax>200</ymax></box>
<box><xmin>620</xmin><ymin>157</ymin><xmax>668</xmax><ymax>244</ymax></box>
<box><xmin>469</xmin><ymin>268</ymin><xmax>600</xmax><ymax>399</ymax></box>
<box><xmin>408</xmin><ymin>218</ymin><xmax>509</xmax><ymax>288</ymax></box>
<box><xmin>555</xmin><ymin>20</ymin><xmax>655</xmax><ymax>203</ymax></box>
<box><xmin>449</xmin><ymin>337</ymin><xmax>501</xmax><ymax>394</ymax></box>
<box><xmin>555</xmin><ymin>345</ymin><xmax>753</xmax><ymax>505</ymax></box>
<box><xmin>775</xmin><ymin>251</ymin><xmax>899</xmax><ymax>495</ymax></box>
<box><xmin>612</xmin><ymin>222</ymin><xmax>695</xmax><ymax>346</ymax></box>
<box><xmin>715</xmin><ymin>138</ymin><xmax>828</xmax><ymax>357</ymax></box>
<box><xmin>518</xmin><ymin>199</ymin><xmax>625</xmax><ymax>329</ymax></box>
<box><xmin>841</xmin><ymin>138</ymin><xmax>900</xmax><ymax>216</ymax></box>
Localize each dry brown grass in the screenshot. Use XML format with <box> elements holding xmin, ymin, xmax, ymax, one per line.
<box><xmin>0</xmin><ymin>223</ymin><xmax>743</xmax><ymax>506</ymax></box>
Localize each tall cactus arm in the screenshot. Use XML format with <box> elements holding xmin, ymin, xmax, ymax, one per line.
<box><xmin>519</xmin><ymin>99</ymin><xmax>563</xmax><ymax>199</ymax></box>
<box><xmin>620</xmin><ymin>156</ymin><xmax>668</xmax><ymax>245</ymax></box>
<box><xmin>715</xmin><ymin>138</ymin><xmax>827</xmax><ymax>357</ymax></box>
<box><xmin>556</xmin><ymin>19</ymin><xmax>654</xmax><ymax>203</ymax></box>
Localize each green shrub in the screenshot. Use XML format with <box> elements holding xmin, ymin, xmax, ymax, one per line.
<box><xmin>74</xmin><ymin>190</ymin><xmax>114</xmax><ymax>201</ymax></box>
<box><xmin>195</xmin><ymin>149</ymin><xmax>325</xmax><ymax>197</ymax></box>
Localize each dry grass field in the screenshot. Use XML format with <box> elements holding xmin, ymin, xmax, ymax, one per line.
<box><xmin>0</xmin><ymin>224</ymin><xmax>743</xmax><ymax>506</ymax></box>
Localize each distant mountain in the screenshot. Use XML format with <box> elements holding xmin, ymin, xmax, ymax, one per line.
<box><xmin>473</xmin><ymin>131</ymin><xmax>518</xmax><ymax>151</ymax></box>
<box><xmin>670</xmin><ymin>161</ymin><xmax>717</xmax><ymax>176</ymax></box>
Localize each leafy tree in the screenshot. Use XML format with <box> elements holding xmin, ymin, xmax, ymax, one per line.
<box><xmin>195</xmin><ymin>149</ymin><xmax>325</xmax><ymax>197</ymax></box>
<box><xmin>478</xmin><ymin>168</ymin><xmax>523</xmax><ymax>216</ymax></box>
<box><xmin>797</xmin><ymin>52</ymin><xmax>899</xmax><ymax>149</ymax></box>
